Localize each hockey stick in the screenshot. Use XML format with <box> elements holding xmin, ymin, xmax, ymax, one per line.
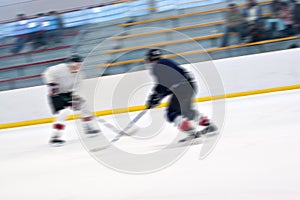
<box><xmin>90</xmin><ymin>108</ymin><xmax>150</xmax><ymax>152</ymax></box>
<box><xmin>110</xmin><ymin>108</ymin><xmax>149</xmax><ymax>142</ymax></box>
<box><xmin>98</xmin><ymin>118</ymin><xmax>122</xmax><ymax>134</ymax></box>
<box><xmin>98</xmin><ymin>118</ymin><xmax>139</xmax><ymax>136</ymax></box>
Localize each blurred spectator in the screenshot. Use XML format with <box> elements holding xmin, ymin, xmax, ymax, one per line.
<box><xmin>243</xmin><ymin>0</ymin><xmax>263</xmax><ymax>24</ymax></box>
<box><xmin>270</xmin><ymin>0</ymin><xmax>282</xmax><ymax>18</ymax></box>
<box><xmin>30</xmin><ymin>13</ymin><xmax>48</xmax><ymax>50</ymax></box>
<box><xmin>11</xmin><ymin>14</ymin><xmax>30</xmax><ymax>54</ymax></box>
<box><xmin>246</xmin><ymin>21</ymin><xmax>266</xmax><ymax>42</ymax></box>
<box><xmin>221</xmin><ymin>3</ymin><xmax>247</xmax><ymax>47</ymax></box>
<box><xmin>46</xmin><ymin>11</ymin><xmax>64</xmax><ymax>45</ymax></box>
<box><xmin>293</xmin><ymin>0</ymin><xmax>300</xmax><ymax>34</ymax></box>
<box><xmin>265</xmin><ymin>1</ymin><xmax>286</xmax><ymax>39</ymax></box>
<box><xmin>243</xmin><ymin>0</ymin><xmax>266</xmax><ymax>42</ymax></box>
<box><xmin>279</xmin><ymin>2</ymin><xmax>295</xmax><ymax>36</ymax></box>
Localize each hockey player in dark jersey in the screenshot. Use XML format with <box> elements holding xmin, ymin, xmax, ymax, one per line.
<box><xmin>145</xmin><ymin>49</ymin><xmax>217</xmax><ymax>136</ymax></box>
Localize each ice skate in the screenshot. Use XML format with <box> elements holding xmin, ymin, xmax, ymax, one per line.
<box><xmin>178</xmin><ymin>123</ymin><xmax>218</xmax><ymax>143</ymax></box>
<box><xmin>49</xmin><ymin>125</ymin><xmax>65</xmax><ymax>146</ymax></box>
<box><xmin>193</xmin><ymin>113</ymin><xmax>218</xmax><ymax>137</ymax></box>
<box><xmin>175</xmin><ymin>116</ymin><xmax>195</xmax><ymax>133</ymax></box>
<box><xmin>81</xmin><ymin>116</ymin><xmax>101</xmax><ymax>135</ymax></box>
<box><xmin>198</xmin><ymin>116</ymin><xmax>210</xmax><ymax>126</ymax></box>
<box><xmin>195</xmin><ymin>122</ymin><xmax>218</xmax><ymax>138</ymax></box>
<box><xmin>83</xmin><ymin>123</ymin><xmax>101</xmax><ymax>135</ymax></box>
<box><xmin>49</xmin><ymin>136</ymin><xmax>65</xmax><ymax>146</ymax></box>
<box><xmin>179</xmin><ymin>120</ymin><xmax>195</xmax><ymax>132</ymax></box>
<box><xmin>85</xmin><ymin>127</ymin><xmax>101</xmax><ymax>134</ymax></box>
<box><xmin>176</xmin><ymin>115</ymin><xmax>218</xmax><ymax>142</ymax></box>
<box><xmin>174</xmin><ymin>116</ymin><xmax>197</xmax><ymax>142</ymax></box>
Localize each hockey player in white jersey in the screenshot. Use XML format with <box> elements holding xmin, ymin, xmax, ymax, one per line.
<box><xmin>43</xmin><ymin>54</ymin><xmax>100</xmax><ymax>145</ymax></box>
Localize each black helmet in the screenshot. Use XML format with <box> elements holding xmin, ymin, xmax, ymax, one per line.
<box><xmin>146</xmin><ymin>49</ymin><xmax>162</xmax><ymax>61</ymax></box>
<box><xmin>66</xmin><ymin>54</ymin><xmax>83</xmax><ymax>63</ymax></box>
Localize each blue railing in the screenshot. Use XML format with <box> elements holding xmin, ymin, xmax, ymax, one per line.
<box><xmin>0</xmin><ymin>0</ymin><xmax>225</xmax><ymax>39</ymax></box>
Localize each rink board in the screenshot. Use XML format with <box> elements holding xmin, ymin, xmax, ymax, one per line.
<box><xmin>0</xmin><ymin>48</ymin><xmax>300</xmax><ymax>128</ymax></box>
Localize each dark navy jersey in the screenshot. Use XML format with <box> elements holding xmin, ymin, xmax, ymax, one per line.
<box><xmin>151</xmin><ymin>58</ymin><xmax>195</xmax><ymax>97</ymax></box>
<box><xmin>152</xmin><ymin>58</ymin><xmax>189</xmax><ymax>89</ymax></box>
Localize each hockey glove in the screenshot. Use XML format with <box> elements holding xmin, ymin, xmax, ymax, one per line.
<box><xmin>48</xmin><ymin>83</ymin><xmax>59</xmax><ymax>96</ymax></box>
<box><xmin>147</xmin><ymin>92</ymin><xmax>161</xmax><ymax>109</ymax></box>
<box><xmin>71</xmin><ymin>94</ymin><xmax>83</xmax><ymax>111</ymax></box>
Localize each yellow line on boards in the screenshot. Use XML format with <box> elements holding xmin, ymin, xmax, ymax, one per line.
<box><xmin>0</xmin><ymin>84</ymin><xmax>299</xmax><ymax>130</ymax></box>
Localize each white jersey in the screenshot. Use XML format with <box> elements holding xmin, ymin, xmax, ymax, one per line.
<box><xmin>43</xmin><ymin>63</ymin><xmax>83</xmax><ymax>94</ymax></box>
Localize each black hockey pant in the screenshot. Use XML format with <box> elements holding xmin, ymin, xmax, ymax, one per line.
<box><xmin>48</xmin><ymin>92</ymin><xmax>72</xmax><ymax>114</ymax></box>
<box><xmin>166</xmin><ymin>81</ymin><xmax>196</xmax><ymax>123</ymax></box>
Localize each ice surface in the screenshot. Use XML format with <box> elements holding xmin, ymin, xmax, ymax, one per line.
<box><xmin>0</xmin><ymin>90</ymin><xmax>300</xmax><ymax>200</ymax></box>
